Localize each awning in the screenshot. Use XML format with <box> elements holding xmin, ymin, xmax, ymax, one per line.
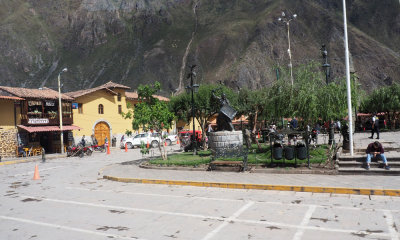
<box><xmin>17</xmin><ymin>125</ymin><xmax>81</xmax><ymax>133</ymax></box>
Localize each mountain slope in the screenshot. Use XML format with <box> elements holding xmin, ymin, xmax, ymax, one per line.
<box><xmin>0</xmin><ymin>0</ymin><xmax>399</xmax><ymax>94</ymax></box>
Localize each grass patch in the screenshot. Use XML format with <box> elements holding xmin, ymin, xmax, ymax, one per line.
<box><xmin>149</xmin><ymin>145</ymin><xmax>330</xmax><ymax>167</ymax></box>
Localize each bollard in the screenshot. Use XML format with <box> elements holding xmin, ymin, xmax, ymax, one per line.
<box><xmin>41</xmin><ymin>148</ymin><xmax>46</xmax><ymax>163</ymax></box>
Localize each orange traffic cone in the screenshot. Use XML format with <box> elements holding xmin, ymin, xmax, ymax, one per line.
<box><xmin>177</xmin><ymin>138</ymin><xmax>180</xmax><ymax>144</ymax></box>
<box><xmin>257</xmin><ymin>132</ymin><xmax>260</xmax><ymax>139</ymax></box>
<box><xmin>107</xmin><ymin>144</ymin><xmax>110</xmax><ymax>155</ymax></box>
<box><xmin>146</xmin><ymin>141</ymin><xmax>150</xmax><ymax>148</ymax></box>
<box><xmin>33</xmin><ymin>164</ymin><xmax>40</xmax><ymax>180</ymax></box>
<box><xmin>125</xmin><ymin>143</ymin><xmax>128</xmax><ymax>152</ymax></box>
<box><xmin>164</xmin><ymin>140</ymin><xmax>167</xmax><ymax>146</ymax></box>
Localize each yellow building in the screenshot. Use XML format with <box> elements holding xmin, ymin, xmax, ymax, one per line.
<box><xmin>66</xmin><ymin>81</ymin><xmax>175</xmax><ymax>146</ymax></box>
<box><xmin>66</xmin><ymin>82</ymin><xmax>133</xmax><ymax>146</ymax></box>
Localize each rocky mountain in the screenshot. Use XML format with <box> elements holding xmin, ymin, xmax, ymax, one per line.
<box><xmin>0</xmin><ymin>0</ymin><xmax>399</xmax><ymax>95</ymax></box>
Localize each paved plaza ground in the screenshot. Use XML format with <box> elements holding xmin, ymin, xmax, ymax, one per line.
<box><xmin>1</xmin><ymin>131</ymin><xmax>400</xmax><ymax>239</ymax></box>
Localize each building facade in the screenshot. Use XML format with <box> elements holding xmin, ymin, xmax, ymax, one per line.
<box><xmin>0</xmin><ymin>86</ymin><xmax>78</xmax><ymax>157</ymax></box>
<box><xmin>66</xmin><ymin>82</ymin><xmax>133</xmax><ymax>146</ymax></box>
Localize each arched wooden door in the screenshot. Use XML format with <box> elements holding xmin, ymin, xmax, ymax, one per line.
<box><xmin>94</xmin><ymin>122</ymin><xmax>110</xmax><ymax>146</ymax></box>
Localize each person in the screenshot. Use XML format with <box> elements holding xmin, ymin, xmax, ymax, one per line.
<box><xmin>369</xmin><ymin>113</ymin><xmax>380</xmax><ymax>139</ymax></box>
<box><xmin>80</xmin><ymin>135</ymin><xmax>86</xmax><ymax>147</ymax></box>
<box><xmin>365</xmin><ymin>141</ymin><xmax>390</xmax><ymax>170</ymax></box>
<box><xmin>105</xmin><ymin>136</ymin><xmax>108</xmax><ymax>147</ymax></box>
<box><xmin>290</xmin><ymin>117</ymin><xmax>298</xmax><ymax>130</ymax></box>
<box><xmin>336</xmin><ymin>120</ymin><xmax>341</xmax><ymax>132</ymax></box>
<box><xmin>91</xmin><ymin>134</ymin><xmax>98</xmax><ymax>146</ymax></box>
<box><xmin>18</xmin><ymin>144</ymin><xmax>26</xmax><ymax>157</ymax></box>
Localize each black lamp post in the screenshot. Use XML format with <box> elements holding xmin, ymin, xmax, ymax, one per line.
<box><xmin>320</xmin><ymin>44</ymin><xmax>331</xmax><ymax>84</ymax></box>
<box><xmin>186</xmin><ymin>65</ymin><xmax>199</xmax><ymax>155</ymax></box>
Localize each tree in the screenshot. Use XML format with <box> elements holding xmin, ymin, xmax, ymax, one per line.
<box><xmin>237</xmin><ymin>88</ymin><xmax>268</xmax><ymax>149</ymax></box>
<box><xmin>360</xmin><ymin>84</ymin><xmax>400</xmax><ymax>129</ymax></box>
<box><xmin>169</xmin><ymin>84</ymin><xmax>237</xmax><ymax>150</ymax></box>
<box><xmin>123</xmin><ymin>82</ymin><xmax>174</xmax><ymax>160</ymax></box>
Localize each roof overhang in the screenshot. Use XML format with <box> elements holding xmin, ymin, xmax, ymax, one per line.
<box><xmin>17</xmin><ymin>125</ymin><xmax>81</xmax><ymax>133</ymax></box>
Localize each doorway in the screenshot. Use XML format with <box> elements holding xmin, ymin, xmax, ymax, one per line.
<box><xmin>94</xmin><ymin>122</ymin><xmax>110</xmax><ymax>145</ymax></box>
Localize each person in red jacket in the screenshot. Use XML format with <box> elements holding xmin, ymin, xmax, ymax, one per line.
<box><xmin>366</xmin><ymin>141</ymin><xmax>390</xmax><ymax>170</ymax></box>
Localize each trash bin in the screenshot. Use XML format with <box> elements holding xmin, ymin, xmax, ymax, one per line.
<box><xmin>296</xmin><ymin>146</ymin><xmax>307</xmax><ymax>160</ymax></box>
<box><xmin>284</xmin><ymin>146</ymin><xmax>295</xmax><ymax>160</ymax></box>
<box><xmin>272</xmin><ymin>142</ymin><xmax>283</xmax><ymax>160</ymax></box>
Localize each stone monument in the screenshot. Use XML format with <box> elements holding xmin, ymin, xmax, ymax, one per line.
<box><xmin>208</xmin><ymin>89</ymin><xmax>243</xmax><ymax>157</ymax></box>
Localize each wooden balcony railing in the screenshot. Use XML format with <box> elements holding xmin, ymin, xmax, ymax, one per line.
<box><xmin>21</xmin><ymin>113</ymin><xmax>73</xmax><ymax>126</ymax></box>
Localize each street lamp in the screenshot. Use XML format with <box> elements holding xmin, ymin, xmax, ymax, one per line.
<box><xmin>186</xmin><ymin>65</ymin><xmax>199</xmax><ymax>155</ymax></box>
<box><xmin>58</xmin><ymin>67</ymin><xmax>67</xmax><ymax>154</ymax></box>
<box><xmin>278</xmin><ymin>11</ymin><xmax>297</xmax><ymax>86</ymax></box>
<box><xmin>320</xmin><ymin>44</ymin><xmax>331</xmax><ymax>84</ymax></box>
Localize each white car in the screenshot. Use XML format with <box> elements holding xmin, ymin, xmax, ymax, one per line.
<box><xmin>121</xmin><ymin>132</ymin><xmax>177</xmax><ymax>149</ymax></box>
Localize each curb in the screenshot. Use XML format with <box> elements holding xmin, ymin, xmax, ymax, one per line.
<box><xmin>103</xmin><ymin>175</ymin><xmax>400</xmax><ymax>197</ymax></box>
<box><xmin>0</xmin><ymin>158</ymin><xmax>37</xmax><ymax>166</ymax></box>
<box><xmin>0</xmin><ymin>154</ymin><xmax>67</xmax><ymax>166</ymax></box>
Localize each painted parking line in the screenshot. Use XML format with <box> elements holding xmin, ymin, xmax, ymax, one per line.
<box><xmin>0</xmin><ymin>215</ymin><xmax>144</xmax><ymax>240</ymax></box>
<box><xmin>19</xmin><ymin>195</ymin><xmax>392</xmax><ymax>238</ymax></box>
<box><xmin>66</xmin><ymin>186</ymin><xmax>242</xmax><ymax>202</ymax></box>
<box><xmin>292</xmin><ymin>205</ymin><xmax>317</xmax><ymax>240</ymax></box>
<box><xmin>383</xmin><ymin>210</ymin><xmax>400</xmax><ymax>240</ymax></box>
<box><xmin>66</xmin><ymin>186</ymin><xmax>400</xmax><ymax>213</ymax></box>
<box><xmin>201</xmin><ymin>201</ymin><xmax>254</xmax><ymax>240</ymax></box>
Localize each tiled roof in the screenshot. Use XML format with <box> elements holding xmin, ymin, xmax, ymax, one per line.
<box><xmin>0</xmin><ymin>96</ymin><xmax>25</xmax><ymax>101</ymax></box>
<box><xmin>125</xmin><ymin>92</ymin><xmax>169</xmax><ymax>101</ymax></box>
<box><xmin>154</xmin><ymin>95</ymin><xmax>170</xmax><ymax>102</ymax></box>
<box><xmin>125</xmin><ymin>91</ymin><xmax>138</xmax><ymax>100</ymax></box>
<box><xmin>65</xmin><ymin>81</ymin><xmax>130</xmax><ymax>98</ymax></box>
<box><xmin>0</xmin><ymin>86</ymin><xmax>73</xmax><ymax>100</ymax></box>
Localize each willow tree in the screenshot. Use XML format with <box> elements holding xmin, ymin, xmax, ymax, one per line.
<box><xmin>237</xmin><ymin>88</ymin><xmax>268</xmax><ymax>148</ymax></box>
<box><xmin>360</xmin><ymin>84</ymin><xmax>400</xmax><ymax>129</ymax></box>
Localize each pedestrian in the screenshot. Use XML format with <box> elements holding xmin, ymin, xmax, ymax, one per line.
<box><xmin>290</xmin><ymin>117</ymin><xmax>298</xmax><ymax>130</ymax></box>
<box><xmin>18</xmin><ymin>144</ymin><xmax>26</xmax><ymax>157</ymax></box>
<box><xmin>91</xmin><ymin>134</ymin><xmax>98</xmax><ymax>146</ymax></box>
<box><xmin>365</xmin><ymin>141</ymin><xmax>390</xmax><ymax>170</ymax></box>
<box><xmin>336</xmin><ymin>120</ymin><xmax>341</xmax><ymax>132</ymax></box>
<box><xmin>80</xmin><ymin>135</ymin><xmax>86</xmax><ymax>147</ymax></box>
<box><xmin>369</xmin><ymin>113</ymin><xmax>380</xmax><ymax>139</ymax></box>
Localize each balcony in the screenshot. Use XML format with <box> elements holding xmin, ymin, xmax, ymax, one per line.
<box><xmin>21</xmin><ymin>113</ymin><xmax>73</xmax><ymax>126</ymax></box>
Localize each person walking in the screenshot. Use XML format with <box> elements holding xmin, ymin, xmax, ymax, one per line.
<box><xmin>369</xmin><ymin>113</ymin><xmax>380</xmax><ymax>139</ymax></box>
<box><xmin>365</xmin><ymin>141</ymin><xmax>390</xmax><ymax>170</ymax></box>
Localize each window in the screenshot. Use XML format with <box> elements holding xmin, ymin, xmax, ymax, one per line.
<box><xmin>98</xmin><ymin>104</ymin><xmax>104</xmax><ymax>114</ymax></box>
<box><xmin>78</xmin><ymin>103</ymin><xmax>83</xmax><ymax>114</ymax></box>
<box><xmin>117</xmin><ymin>93</ymin><xmax>121</xmax><ymax>102</ymax></box>
<box><xmin>118</xmin><ymin>105</ymin><xmax>122</xmax><ymax>114</ymax></box>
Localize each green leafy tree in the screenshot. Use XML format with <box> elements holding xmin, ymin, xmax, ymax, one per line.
<box><xmin>169</xmin><ymin>84</ymin><xmax>237</xmax><ymax>150</ymax></box>
<box><xmin>360</xmin><ymin>84</ymin><xmax>400</xmax><ymax>129</ymax></box>
<box><xmin>237</xmin><ymin>88</ymin><xmax>268</xmax><ymax>149</ymax></box>
<box><xmin>123</xmin><ymin>82</ymin><xmax>174</xmax><ymax>160</ymax></box>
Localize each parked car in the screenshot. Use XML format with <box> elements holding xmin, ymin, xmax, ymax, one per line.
<box><xmin>121</xmin><ymin>132</ymin><xmax>177</xmax><ymax>149</ymax></box>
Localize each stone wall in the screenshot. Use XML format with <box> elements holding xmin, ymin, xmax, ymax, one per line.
<box><xmin>0</xmin><ymin>128</ymin><xmax>18</xmax><ymax>158</ymax></box>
